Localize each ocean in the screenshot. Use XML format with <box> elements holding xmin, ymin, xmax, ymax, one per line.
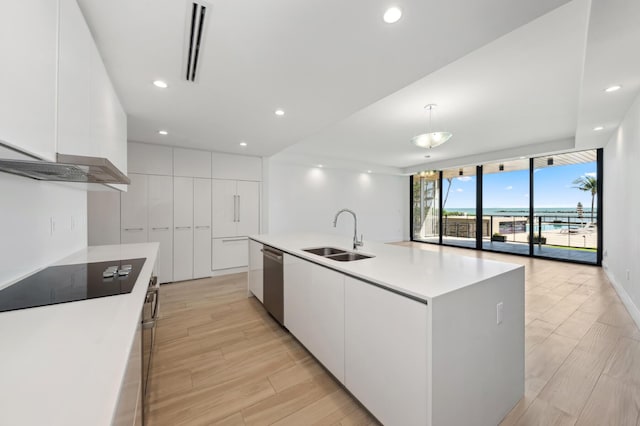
<box><xmin>446</xmin><ymin>207</ymin><xmax>597</xmax><ymax>221</ymax></box>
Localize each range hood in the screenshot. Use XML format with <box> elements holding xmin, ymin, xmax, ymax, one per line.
<box><xmin>0</xmin><ymin>153</ymin><xmax>130</xmax><ymax>185</ymax></box>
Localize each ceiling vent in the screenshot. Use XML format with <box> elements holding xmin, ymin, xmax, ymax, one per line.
<box><xmin>183</xmin><ymin>1</ymin><xmax>210</xmax><ymax>83</ymax></box>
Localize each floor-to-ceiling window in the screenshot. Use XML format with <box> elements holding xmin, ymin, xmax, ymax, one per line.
<box><xmin>410</xmin><ymin>149</ymin><xmax>601</xmax><ymax>265</ymax></box>
<box><xmin>412</xmin><ymin>171</ymin><xmax>440</xmax><ymax>243</ymax></box>
<box><xmin>532</xmin><ymin>150</ymin><xmax>598</xmax><ymax>263</ymax></box>
<box><xmin>441</xmin><ymin>166</ymin><xmax>477</xmax><ymax>248</ymax></box>
<box><xmin>482</xmin><ymin>159</ymin><xmax>531</xmax><ymax>255</ymax></box>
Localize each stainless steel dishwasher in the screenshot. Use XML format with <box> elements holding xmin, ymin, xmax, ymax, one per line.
<box><xmin>262</xmin><ymin>246</ymin><xmax>284</xmax><ymax>326</ymax></box>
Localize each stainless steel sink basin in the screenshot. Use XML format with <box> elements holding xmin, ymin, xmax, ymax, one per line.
<box><xmin>303</xmin><ymin>247</ymin><xmax>347</xmax><ymax>256</ymax></box>
<box><xmin>326</xmin><ymin>252</ymin><xmax>374</xmax><ymax>262</ymax></box>
<box><xmin>303</xmin><ymin>246</ymin><xmax>374</xmax><ymax>262</ymax></box>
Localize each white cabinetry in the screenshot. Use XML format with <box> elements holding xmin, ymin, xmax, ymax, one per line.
<box><xmin>121</xmin><ymin>174</ymin><xmax>148</xmax><ymax>244</ymax></box>
<box><xmin>0</xmin><ymin>0</ymin><xmax>58</xmax><ymax>161</ymax></box>
<box><xmin>212</xmin><ymin>153</ymin><xmax>261</xmax><ymax>181</ymax></box>
<box><xmin>148</xmin><ymin>175</ymin><xmax>173</xmax><ymax>283</ymax></box>
<box><xmin>112</xmin><ymin>316</ymin><xmax>142</xmax><ymax>426</ymax></box>
<box><xmin>173</xmin><ymin>177</ymin><xmax>194</xmax><ymax>282</ymax></box>
<box><xmin>174</xmin><ymin>148</ymin><xmax>211</xmax><ymax>178</ymax></box>
<box><xmin>128</xmin><ymin>142</ymin><xmax>173</xmax><ymax>176</ymax></box>
<box><xmin>57</xmin><ymin>0</ymin><xmax>92</xmax><ymax>158</ymax></box>
<box><xmin>211</xmin><ymin>179</ymin><xmax>260</xmax><ymax>271</ymax></box>
<box><xmin>193</xmin><ymin>178</ymin><xmax>212</xmax><ymax>279</ymax></box>
<box><xmin>284</xmin><ymin>255</ymin><xmax>345</xmax><ymax>383</ymax></box>
<box><xmin>248</xmin><ymin>240</ymin><xmax>264</xmax><ymax>302</ymax></box>
<box><xmin>212</xmin><ymin>179</ymin><xmax>260</xmax><ymax>237</ymax></box>
<box><xmin>1</xmin><ymin>0</ymin><xmax>126</xmax><ymax>174</ymax></box>
<box><xmin>344</xmin><ymin>277</ymin><xmax>428</xmax><ymax>426</ymax></box>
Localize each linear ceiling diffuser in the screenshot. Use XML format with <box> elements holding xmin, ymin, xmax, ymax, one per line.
<box><xmin>184</xmin><ymin>1</ymin><xmax>210</xmax><ymax>82</ymax></box>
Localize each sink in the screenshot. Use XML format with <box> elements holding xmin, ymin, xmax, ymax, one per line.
<box><xmin>326</xmin><ymin>252</ymin><xmax>374</xmax><ymax>262</ymax></box>
<box><xmin>303</xmin><ymin>247</ymin><xmax>347</xmax><ymax>256</ymax></box>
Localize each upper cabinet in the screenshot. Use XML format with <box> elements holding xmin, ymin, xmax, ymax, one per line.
<box><xmin>0</xmin><ymin>0</ymin><xmax>127</xmax><ymax>179</ymax></box>
<box><xmin>0</xmin><ymin>0</ymin><xmax>58</xmax><ymax>161</ymax></box>
<box><xmin>174</xmin><ymin>148</ymin><xmax>211</xmax><ymax>178</ymax></box>
<box><xmin>212</xmin><ymin>153</ymin><xmax>262</xmax><ymax>181</ymax></box>
<box><xmin>128</xmin><ymin>142</ymin><xmax>173</xmax><ymax>176</ymax></box>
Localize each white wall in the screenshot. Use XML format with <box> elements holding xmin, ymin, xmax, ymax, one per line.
<box><xmin>603</xmin><ymin>92</ymin><xmax>640</xmax><ymax>328</ymax></box>
<box><xmin>266</xmin><ymin>158</ymin><xmax>409</xmax><ymax>243</ymax></box>
<box><xmin>0</xmin><ymin>173</ymin><xmax>87</xmax><ymax>287</ymax></box>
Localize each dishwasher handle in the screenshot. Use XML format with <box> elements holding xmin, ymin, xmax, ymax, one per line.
<box><xmin>261</xmin><ymin>248</ymin><xmax>283</xmax><ymax>263</ymax></box>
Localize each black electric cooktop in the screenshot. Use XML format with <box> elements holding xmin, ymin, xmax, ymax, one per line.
<box><xmin>0</xmin><ymin>258</ymin><xmax>146</xmax><ymax>313</ymax></box>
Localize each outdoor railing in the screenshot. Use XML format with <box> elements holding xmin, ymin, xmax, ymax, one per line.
<box><xmin>439</xmin><ymin>214</ymin><xmax>597</xmax><ymax>250</ymax></box>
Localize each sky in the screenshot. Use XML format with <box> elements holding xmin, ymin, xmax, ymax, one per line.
<box><xmin>444</xmin><ymin>162</ymin><xmax>597</xmax><ymax>209</ymax></box>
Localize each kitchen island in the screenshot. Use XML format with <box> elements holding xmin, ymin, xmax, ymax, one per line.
<box><xmin>248</xmin><ymin>233</ymin><xmax>524</xmax><ymax>426</ymax></box>
<box><xmin>0</xmin><ymin>242</ymin><xmax>158</xmax><ymax>426</ymax></box>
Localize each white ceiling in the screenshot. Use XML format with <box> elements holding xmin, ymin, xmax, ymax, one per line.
<box><xmin>77</xmin><ymin>0</ymin><xmax>572</xmax><ymax>159</ymax></box>
<box><xmin>77</xmin><ymin>0</ymin><xmax>640</xmax><ymax>172</ymax></box>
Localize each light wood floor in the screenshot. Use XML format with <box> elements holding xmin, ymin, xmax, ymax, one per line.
<box><xmin>147</xmin><ymin>243</ymin><xmax>640</xmax><ymax>426</ymax></box>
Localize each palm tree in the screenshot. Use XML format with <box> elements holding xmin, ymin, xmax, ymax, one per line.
<box><xmin>572</xmin><ymin>176</ymin><xmax>597</xmax><ymax>223</ymax></box>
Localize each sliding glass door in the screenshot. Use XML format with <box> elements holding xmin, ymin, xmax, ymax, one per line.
<box><xmin>481</xmin><ymin>159</ymin><xmax>530</xmax><ymax>255</ymax></box>
<box><xmin>441</xmin><ymin>166</ymin><xmax>477</xmax><ymax>248</ymax></box>
<box><xmin>412</xmin><ymin>171</ymin><xmax>440</xmax><ymax>243</ymax></box>
<box><xmin>532</xmin><ymin>150</ymin><xmax>598</xmax><ymax>264</ymax></box>
<box><xmin>410</xmin><ymin>148</ymin><xmax>601</xmax><ymax>265</ymax></box>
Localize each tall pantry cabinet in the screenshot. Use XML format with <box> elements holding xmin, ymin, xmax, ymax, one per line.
<box><xmin>88</xmin><ymin>143</ymin><xmax>261</xmax><ymax>284</ymax></box>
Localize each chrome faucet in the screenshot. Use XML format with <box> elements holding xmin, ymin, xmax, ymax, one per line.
<box><xmin>333</xmin><ymin>208</ymin><xmax>363</xmax><ymax>250</ymax></box>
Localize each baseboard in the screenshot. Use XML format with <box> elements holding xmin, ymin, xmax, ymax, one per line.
<box><xmin>603</xmin><ymin>261</ymin><xmax>640</xmax><ymax>332</ymax></box>
<box><xmin>210</xmin><ymin>266</ymin><xmax>248</xmax><ymax>277</ymax></box>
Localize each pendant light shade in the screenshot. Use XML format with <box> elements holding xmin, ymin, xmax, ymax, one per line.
<box><xmin>411</xmin><ymin>104</ymin><xmax>452</xmax><ymax>149</ymax></box>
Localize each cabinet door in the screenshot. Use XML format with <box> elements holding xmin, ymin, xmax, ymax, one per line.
<box><xmin>57</xmin><ymin>0</ymin><xmax>92</xmax><ymax>158</ymax></box>
<box><xmin>193</xmin><ymin>178</ymin><xmax>212</xmax><ymax>279</ymax></box>
<box><xmin>344</xmin><ymin>277</ymin><xmax>428</xmax><ymax>426</ymax></box>
<box><xmin>121</xmin><ymin>173</ymin><xmax>148</xmax><ymax>243</ymax></box>
<box><xmin>284</xmin><ymin>256</ymin><xmax>345</xmax><ymax>382</ymax></box>
<box><xmin>248</xmin><ymin>240</ymin><xmax>263</xmax><ymax>302</ymax></box>
<box><xmin>173</xmin><ymin>177</ymin><xmax>194</xmax><ymax>282</ymax></box>
<box><xmin>174</xmin><ymin>148</ymin><xmax>211</xmax><ymax>178</ymax></box>
<box><xmin>148</xmin><ymin>175</ymin><xmax>173</xmax><ymax>283</ymax></box>
<box><xmin>236</xmin><ymin>181</ymin><xmax>260</xmax><ymax>236</ymax></box>
<box><xmin>212</xmin><ymin>237</ymin><xmax>248</xmax><ymax>270</ymax></box>
<box><xmin>211</xmin><ymin>179</ymin><xmax>237</xmax><ymax>238</ymax></box>
<box><xmin>0</xmin><ymin>0</ymin><xmax>57</xmax><ymax>160</ymax></box>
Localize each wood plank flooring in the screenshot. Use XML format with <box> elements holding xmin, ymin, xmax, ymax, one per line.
<box><xmin>147</xmin><ymin>243</ymin><xmax>640</xmax><ymax>425</ymax></box>
<box><xmin>146</xmin><ymin>273</ymin><xmax>378</xmax><ymax>426</ymax></box>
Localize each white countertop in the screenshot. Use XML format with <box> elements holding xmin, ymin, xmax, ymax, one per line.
<box><xmin>250</xmin><ymin>233</ymin><xmax>522</xmax><ymax>302</ymax></box>
<box><xmin>0</xmin><ymin>243</ymin><xmax>158</xmax><ymax>426</ymax></box>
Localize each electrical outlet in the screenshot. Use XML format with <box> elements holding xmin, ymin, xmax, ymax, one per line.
<box><xmin>497</xmin><ymin>302</ymin><xmax>504</xmax><ymax>325</ymax></box>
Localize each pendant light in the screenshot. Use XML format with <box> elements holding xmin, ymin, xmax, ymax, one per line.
<box><xmin>411</xmin><ymin>104</ymin><xmax>453</xmax><ymax>149</ymax></box>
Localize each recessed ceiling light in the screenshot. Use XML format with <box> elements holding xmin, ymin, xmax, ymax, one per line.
<box><xmin>275</xmin><ymin>109</ymin><xmax>285</xmax><ymax>116</ymax></box>
<box><xmin>519</xmin><ymin>156</ymin><xmax>526</xmax><ymax>159</ymax></box>
<box><xmin>605</xmin><ymin>85</ymin><xmax>621</xmax><ymax>93</ymax></box>
<box><xmin>367</xmin><ymin>170</ymin><xmax>372</xmax><ymax>174</ymax></box>
<box><xmin>239</xmin><ymin>141</ymin><xmax>247</xmax><ymax>147</ymax></box>
<box><xmin>383</xmin><ymin>7</ymin><xmax>402</xmax><ymax>23</ymax></box>
<box><xmin>158</xmin><ymin>130</ymin><xmax>168</xmax><ymax>135</ymax></box>
<box><xmin>153</xmin><ymin>80</ymin><xmax>168</xmax><ymax>89</ymax></box>
<box><xmin>317</xmin><ymin>164</ymin><xmax>323</xmax><ymax>168</ymax></box>
<box><xmin>593</xmin><ymin>126</ymin><xmax>604</xmax><ymax>131</ymax></box>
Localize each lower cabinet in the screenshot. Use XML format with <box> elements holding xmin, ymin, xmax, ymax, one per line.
<box><xmin>283</xmin><ymin>254</ymin><xmax>345</xmax><ymax>383</ymax></box>
<box><xmin>212</xmin><ymin>237</ymin><xmax>248</xmax><ymax>270</ymax></box>
<box><xmin>112</xmin><ymin>315</ymin><xmax>142</xmax><ymax>426</ymax></box>
<box><xmin>344</xmin><ymin>277</ymin><xmax>428</xmax><ymax>426</ymax></box>
<box><xmin>248</xmin><ymin>240</ymin><xmax>263</xmax><ymax>302</ymax></box>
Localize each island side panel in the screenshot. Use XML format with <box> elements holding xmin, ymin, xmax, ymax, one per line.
<box><xmin>431</xmin><ymin>267</ymin><xmax>524</xmax><ymax>426</ymax></box>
